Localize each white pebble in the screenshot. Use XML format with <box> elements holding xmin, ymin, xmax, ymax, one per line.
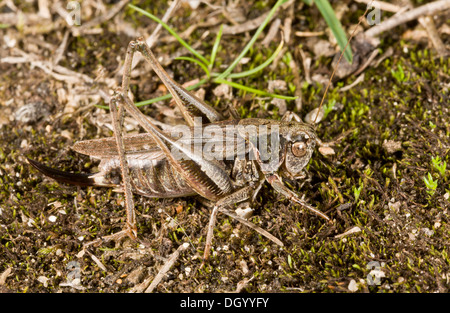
<box><xmin>348</xmin><ymin>279</ymin><xmax>358</xmax><ymax>292</ymax></box>
<box><xmin>422</xmin><ymin>228</ymin><xmax>434</xmax><ymax>237</ymax></box>
<box><xmin>235</xmin><ymin>207</ymin><xmax>254</xmax><ymax>219</ymax></box>
<box><xmin>37</xmin><ymin>276</ymin><xmax>49</xmax><ymax>287</ymax></box>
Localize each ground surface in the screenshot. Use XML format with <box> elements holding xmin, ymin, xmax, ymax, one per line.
<box><xmin>0</xmin><ymin>0</ymin><xmax>449</xmax><ymax>293</ymax></box>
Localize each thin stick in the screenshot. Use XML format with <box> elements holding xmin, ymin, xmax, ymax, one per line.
<box><xmin>203</xmin><ymin>206</ymin><xmax>219</xmax><ymax>260</ymax></box>
<box><xmin>144</xmin><ymin>243</ymin><xmax>190</xmax><ymax>293</ymax></box>
<box><xmin>109</xmin><ymin>44</ymin><xmax>139</xmax><ymax>238</ymax></box>
<box><xmin>364</xmin><ymin>0</ymin><xmax>450</xmax><ymax>38</ymax></box>
<box><xmin>418</xmin><ymin>15</ymin><xmax>449</xmax><ymax>57</ymax></box>
<box><xmin>354</xmin><ymin>0</ymin><xmax>402</xmax><ymax>13</ymax></box>
<box><xmin>82</xmin><ymin>229</ymin><xmax>132</xmax><ymax>248</ymax></box>
<box><xmin>218</xmin><ymin>208</ymin><xmax>284</xmax><ymax>247</ymax></box>
<box><xmin>52</xmin><ymin>30</ymin><xmax>70</xmax><ymax>67</ymax></box>
<box><xmin>71</xmin><ymin>0</ymin><xmax>130</xmax><ymax>36</ymax></box>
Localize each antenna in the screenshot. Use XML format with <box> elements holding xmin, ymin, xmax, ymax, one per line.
<box><xmin>313</xmin><ymin>0</ymin><xmax>375</xmax><ymax>124</ymax></box>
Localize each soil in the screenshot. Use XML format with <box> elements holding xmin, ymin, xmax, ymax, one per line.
<box><xmin>0</xmin><ymin>0</ymin><xmax>449</xmax><ymax>293</ymax></box>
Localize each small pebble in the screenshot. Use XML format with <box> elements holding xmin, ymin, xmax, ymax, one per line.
<box><xmin>319</xmin><ymin>146</ymin><xmax>335</xmax><ymax>156</ymax></box>
<box><xmin>37</xmin><ymin>276</ymin><xmax>49</xmax><ymax>287</ymax></box>
<box><xmin>348</xmin><ymin>279</ymin><xmax>358</xmax><ymax>292</ymax></box>
<box><xmin>235</xmin><ymin>207</ymin><xmax>254</xmax><ymax>219</ymax></box>
<box><xmin>304</xmin><ymin>107</ymin><xmax>325</xmax><ymax>124</ymax></box>
<box><xmin>382</xmin><ymin>140</ymin><xmax>402</xmax><ymax>154</ymax></box>
<box><xmin>422</xmin><ymin>228</ymin><xmax>434</xmax><ymax>237</ymax></box>
<box><xmin>388</xmin><ymin>201</ymin><xmax>401</xmax><ymax>212</ymax></box>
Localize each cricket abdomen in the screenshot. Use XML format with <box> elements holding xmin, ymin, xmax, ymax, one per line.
<box><xmin>97</xmin><ymin>157</ymin><xmax>196</xmax><ymax>198</ymax></box>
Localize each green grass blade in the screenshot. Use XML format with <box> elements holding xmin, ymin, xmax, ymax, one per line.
<box><xmin>135</xmin><ymin>78</ymin><xmax>209</xmax><ymax>107</ymax></box>
<box><xmin>314</xmin><ymin>0</ymin><xmax>353</xmax><ymax>63</ymax></box>
<box><xmin>226</xmin><ymin>39</ymin><xmax>284</xmax><ymax>79</ymax></box>
<box><xmin>96</xmin><ymin>78</ymin><xmax>210</xmax><ymax>110</ymax></box>
<box><xmin>216</xmin><ymin>0</ymin><xmax>288</xmax><ymax>80</ymax></box>
<box><xmin>209</xmin><ymin>24</ymin><xmax>223</xmax><ymax>69</ymax></box>
<box><xmin>214</xmin><ymin>78</ymin><xmax>297</xmax><ymax>100</ymax></box>
<box><xmin>175</xmin><ymin>56</ymin><xmax>210</xmax><ymax>78</ymax></box>
<box><xmin>135</xmin><ymin>93</ymin><xmax>172</xmax><ymax>108</ymax></box>
<box><xmin>128</xmin><ymin>4</ymin><xmax>210</xmax><ymax>66</ymax></box>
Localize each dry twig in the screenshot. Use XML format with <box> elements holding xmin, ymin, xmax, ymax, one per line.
<box><xmin>261</xmin><ymin>18</ymin><xmax>281</xmax><ymax>46</ymax></box>
<box><xmin>418</xmin><ymin>15</ymin><xmax>449</xmax><ymax>57</ymax></box>
<box><xmin>71</xmin><ymin>0</ymin><xmax>130</xmax><ymax>36</ymax></box>
<box><xmin>364</xmin><ymin>0</ymin><xmax>450</xmax><ymax>37</ymax></box>
<box><xmin>137</xmin><ymin>243</ymin><xmax>190</xmax><ymax>293</ymax></box>
<box><xmin>354</xmin><ymin>0</ymin><xmax>403</xmax><ymax>13</ymax></box>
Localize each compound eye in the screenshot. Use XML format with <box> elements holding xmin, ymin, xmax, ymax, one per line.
<box><xmin>292</xmin><ymin>141</ymin><xmax>307</xmax><ymax>157</ymax></box>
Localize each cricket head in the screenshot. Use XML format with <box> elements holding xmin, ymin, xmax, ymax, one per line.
<box><xmin>278</xmin><ymin>122</ymin><xmax>319</xmax><ymax>180</ymax></box>
<box><xmin>241</xmin><ymin>119</ymin><xmax>324</xmax><ymax>179</ymax></box>
<box><xmin>280</xmin><ymin>121</ymin><xmax>337</xmax><ymax>181</ymax></box>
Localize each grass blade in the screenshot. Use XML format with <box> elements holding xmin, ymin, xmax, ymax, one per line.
<box><xmin>214</xmin><ymin>78</ymin><xmax>297</xmax><ymax>100</ymax></box>
<box><xmin>209</xmin><ymin>24</ymin><xmax>223</xmax><ymax>69</ymax></box>
<box><xmin>226</xmin><ymin>39</ymin><xmax>284</xmax><ymax>79</ymax></box>
<box><xmin>128</xmin><ymin>4</ymin><xmax>210</xmax><ymax>66</ymax></box>
<box><xmin>135</xmin><ymin>78</ymin><xmax>209</xmax><ymax>107</ymax></box>
<box><xmin>95</xmin><ymin>79</ymin><xmax>210</xmax><ymax>110</ymax></box>
<box><xmin>216</xmin><ymin>0</ymin><xmax>288</xmax><ymax>80</ymax></box>
<box><xmin>175</xmin><ymin>56</ymin><xmax>210</xmax><ymax>78</ymax></box>
<box><xmin>314</xmin><ymin>0</ymin><xmax>353</xmax><ymax>63</ymax></box>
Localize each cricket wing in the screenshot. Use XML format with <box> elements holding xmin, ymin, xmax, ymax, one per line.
<box><xmin>72</xmin><ymin>119</ymin><xmax>248</xmax><ymax>161</ymax></box>
<box><xmin>72</xmin><ymin>133</ymin><xmax>164</xmax><ymax>159</ymax></box>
